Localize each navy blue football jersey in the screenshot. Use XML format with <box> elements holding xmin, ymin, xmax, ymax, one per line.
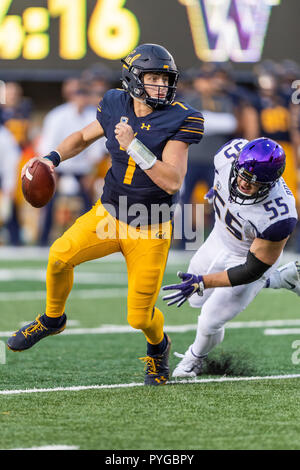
<box><xmin>97</xmin><ymin>89</ymin><xmax>204</xmax><ymax>224</ymax></box>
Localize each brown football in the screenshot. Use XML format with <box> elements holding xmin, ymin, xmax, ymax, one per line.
<box><xmin>22</xmin><ymin>160</ymin><xmax>56</xmax><ymax>208</ymax></box>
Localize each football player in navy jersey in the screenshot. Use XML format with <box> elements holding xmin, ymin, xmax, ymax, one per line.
<box><xmin>7</xmin><ymin>44</ymin><xmax>204</xmax><ymax>386</ymax></box>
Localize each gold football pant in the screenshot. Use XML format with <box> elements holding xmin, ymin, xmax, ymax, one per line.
<box><xmin>45</xmin><ymin>200</ymin><xmax>172</xmax><ymax>345</ymax></box>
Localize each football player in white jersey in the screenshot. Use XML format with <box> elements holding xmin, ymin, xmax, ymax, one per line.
<box><xmin>163</xmin><ymin>137</ymin><xmax>299</xmax><ymax>377</ymax></box>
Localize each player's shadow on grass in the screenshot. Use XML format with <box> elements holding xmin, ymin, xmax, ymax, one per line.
<box><xmin>201</xmin><ymin>349</ymin><xmax>257</xmax><ymax>376</ymax></box>
<box><xmin>170</xmin><ymin>349</ymin><xmax>256</xmax><ymax>383</ymax></box>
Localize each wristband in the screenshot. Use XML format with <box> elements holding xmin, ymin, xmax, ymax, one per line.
<box><xmin>44</xmin><ymin>150</ymin><xmax>61</xmax><ymax>167</ymax></box>
<box><xmin>126</xmin><ymin>138</ymin><xmax>157</xmax><ymax>170</ymax></box>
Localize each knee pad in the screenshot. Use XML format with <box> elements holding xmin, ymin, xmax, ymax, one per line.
<box><xmin>127</xmin><ymin>308</ymin><xmax>152</xmax><ymax>331</ymax></box>
<box><xmin>188</xmin><ymin>293</ymin><xmax>204</xmax><ymax>308</ymax></box>
<box><xmin>134</xmin><ymin>267</ymin><xmax>162</xmax><ymax>296</ymax></box>
<box><xmin>48</xmin><ymin>238</ymin><xmax>75</xmax><ymax>274</ymax></box>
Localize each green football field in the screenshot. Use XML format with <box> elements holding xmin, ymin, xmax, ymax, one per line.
<box><xmin>0</xmin><ymin>250</ymin><xmax>300</xmax><ymax>451</ymax></box>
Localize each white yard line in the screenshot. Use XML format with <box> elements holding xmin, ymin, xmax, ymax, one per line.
<box><xmin>0</xmin><ymin>247</ymin><xmax>190</xmax><ymax>264</ymax></box>
<box><xmin>0</xmin><ymin>288</ymin><xmax>128</xmax><ymax>302</ymax></box>
<box><xmin>0</xmin><ymin>324</ymin><xmax>189</xmax><ymax>337</ymax></box>
<box><xmin>264</xmin><ymin>328</ymin><xmax>300</xmax><ymax>335</ymax></box>
<box><xmin>223</xmin><ymin>320</ymin><xmax>300</xmax><ymax>328</ymax></box>
<box><xmin>1</xmin><ymin>374</ymin><xmax>300</xmax><ymax>396</ymax></box>
<box><xmin>0</xmin><ymin>269</ymin><xmax>128</xmax><ymax>284</ymax></box>
<box><xmin>1</xmin><ymin>320</ymin><xmax>300</xmax><ymax>338</ymax></box>
<box><xmin>0</xmin><ymin>247</ymin><xmax>297</xmax><ymax>266</ymax></box>
<box><xmin>11</xmin><ymin>445</ymin><xmax>79</xmax><ymax>450</ymax></box>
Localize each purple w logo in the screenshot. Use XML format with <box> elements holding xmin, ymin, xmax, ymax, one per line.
<box><xmin>179</xmin><ymin>0</ymin><xmax>280</xmax><ymax>62</ymax></box>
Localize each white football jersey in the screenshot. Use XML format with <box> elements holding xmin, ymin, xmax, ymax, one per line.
<box><xmin>211</xmin><ymin>139</ymin><xmax>298</xmax><ymax>257</ymax></box>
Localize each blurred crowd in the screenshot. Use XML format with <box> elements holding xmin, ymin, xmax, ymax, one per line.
<box><xmin>1</xmin><ymin>59</ymin><xmax>300</xmax><ymax>250</ymax></box>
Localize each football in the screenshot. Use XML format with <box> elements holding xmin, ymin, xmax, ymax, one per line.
<box><xmin>22</xmin><ymin>160</ymin><xmax>56</xmax><ymax>208</ymax></box>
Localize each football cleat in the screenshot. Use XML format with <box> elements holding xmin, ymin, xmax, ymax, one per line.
<box><xmin>140</xmin><ymin>334</ymin><xmax>171</xmax><ymax>386</ymax></box>
<box><xmin>7</xmin><ymin>314</ymin><xmax>67</xmax><ymax>352</ymax></box>
<box><xmin>278</xmin><ymin>261</ymin><xmax>300</xmax><ymax>296</ymax></box>
<box><xmin>172</xmin><ymin>346</ymin><xmax>206</xmax><ymax>378</ymax></box>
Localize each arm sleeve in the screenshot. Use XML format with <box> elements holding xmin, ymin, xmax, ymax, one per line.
<box><xmin>169</xmin><ymin>112</ymin><xmax>204</xmax><ymax>144</ymax></box>
<box><xmin>227</xmin><ymin>251</ymin><xmax>271</xmax><ymax>286</ymax></box>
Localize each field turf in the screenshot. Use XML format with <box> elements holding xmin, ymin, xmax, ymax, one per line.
<box><xmin>0</xmin><ymin>252</ymin><xmax>300</xmax><ymax>451</ymax></box>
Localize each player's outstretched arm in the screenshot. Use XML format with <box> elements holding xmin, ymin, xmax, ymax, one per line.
<box><xmin>248</xmin><ymin>237</ymin><xmax>289</xmax><ymax>266</ymax></box>
<box><xmin>21</xmin><ymin>120</ymin><xmax>104</xmax><ymax>178</ymax></box>
<box><xmin>162</xmin><ymin>237</ymin><xmax>289</xmax><ymax>307</ymax></box>
<box><xmin>202</xmin><ymin>237</ymin><xmax>288</xmax><ymax>289</ymax></box>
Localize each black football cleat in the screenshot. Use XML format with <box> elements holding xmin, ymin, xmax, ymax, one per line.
<box><xmin>140</xmin><ymin>334</ymin><xmax>171</xmax><ymax>386</ymax></box>
<box><xmin>7</xmin><ymin>314</ymin><xmax>67</xmax><ymax>352</ymax></box>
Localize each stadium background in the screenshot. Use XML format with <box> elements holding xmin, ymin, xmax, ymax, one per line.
<box><xmin>0</xmin><ymin>0</ymin><xmax>300</xmax><ymax>250</ymax></box>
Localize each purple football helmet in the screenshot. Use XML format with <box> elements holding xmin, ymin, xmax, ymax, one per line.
<box><xmin>229</xmin><ymin>138</ymin><xmax>286</xmax><ymax>205</ymax></box>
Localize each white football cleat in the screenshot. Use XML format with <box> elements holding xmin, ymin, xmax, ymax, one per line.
<box><xmin>172</xmin><ymin>347</ymin><xmax>206</xmax><ymax>378</ymax></box>
<box><xmin>278</xmin><ymin>261</ymin><xmax>300</xmax><ymax>296</ymax></box>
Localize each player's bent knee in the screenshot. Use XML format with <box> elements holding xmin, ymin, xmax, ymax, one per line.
<box><xmin>188</xmin><ymin>293</ymin><xmax>204</xmax><ymax>308</ymax></box>
<box><xmin>48</xmin><ymin>238</ymin><xmax>75</xmax><ymax>273</ymax></box>
<box><xmin>197</xmin><ymin>315</ymin><xmax>224</xmax><ymax>336</ymax></box>
<box><xmin>127</xmin><ymin>310</ymin><xmax>152</xmax><ymax>331</ymax></box>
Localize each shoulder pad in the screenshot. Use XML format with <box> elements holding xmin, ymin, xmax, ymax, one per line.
<box><xmin>214</xmin><ymin>139</ymin><xmax>248</xmax><ymax>171</ymax></box>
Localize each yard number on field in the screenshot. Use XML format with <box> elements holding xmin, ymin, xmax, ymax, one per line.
<box><xmin>291</xmin><ymin>340</ymin><xmax>300</xmax><ymax>365</ymax></box>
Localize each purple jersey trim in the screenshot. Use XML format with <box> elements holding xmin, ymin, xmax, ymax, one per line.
<box><xmin>259</xmin><ymin>217</ymin><xmax>297</xmax><ymax>242</ymax></box>
<box><xmin>216</xmin><ymin>139</ymin><xmax>235</xmax><ymax>154</ymax></box>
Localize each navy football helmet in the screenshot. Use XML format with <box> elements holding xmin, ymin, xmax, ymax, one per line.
<box><xmin>121</xmin><ymin>43</ymin><xmax>179</xmax><ymax>108</ymax></box>
<box><xmin>229</xmin><ymin>137</ymin><xmax>286</xmax><ymax>205</ymax></box>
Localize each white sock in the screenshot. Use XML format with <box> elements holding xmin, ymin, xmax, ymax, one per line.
<box><xmin>266</xmin><ymin>270</ymin><xmax>282</xmax><ymax>289</ymax></box>
<box><xmin>191</xmin><ymin>324</ymin><xmax>225</xmax><ymax>357</ymax></box>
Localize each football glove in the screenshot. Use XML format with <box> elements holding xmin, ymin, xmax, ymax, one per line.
<box><xmin>162</xmin><ymin>271</ymin><xmax>204</xmax><ymax>307</ymax></box>
<box><xmin>204</xmin><ymin>187</ymin><xmax>214</xmax><ymax>204</ymax></box>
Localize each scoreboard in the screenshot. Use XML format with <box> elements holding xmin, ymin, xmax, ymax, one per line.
<box><xmin>0</xmin><ymin>0</ymin><xmax>140</xmax><ymax>66</ymax></box>
<box><xmin>0</xmin><ymin>0</ymin><xmax>299</xmax><ymax>75</ymax></box>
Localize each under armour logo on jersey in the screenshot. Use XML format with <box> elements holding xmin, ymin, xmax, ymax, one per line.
<box><xmin>141</xmin><ymin>123</ymin><xmax>151</xmax><ymax>131</ymax></box>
